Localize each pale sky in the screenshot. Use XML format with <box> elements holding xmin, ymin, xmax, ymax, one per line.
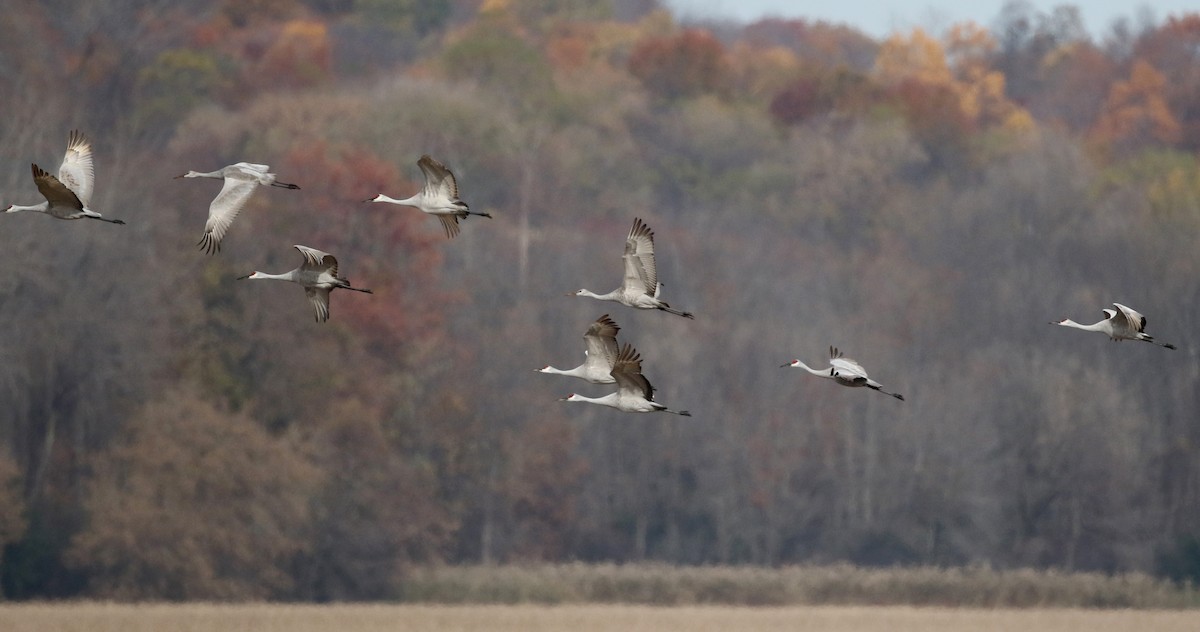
<box><xmin>664</xmin><ymin>1</ymin><xmax>1191</xmax><ymax>39</ymax></box>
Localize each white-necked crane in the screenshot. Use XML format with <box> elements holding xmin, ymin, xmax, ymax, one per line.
<box><xmin>783</xmin><ymin>346</ymin><xmax>904</xmax><ymax>401</ymax></box>
<box><xmin>175</xmin><ymin>162</ymin><xmax>299</xmax><ymax>254</ymax></box>
<box><xmin>559</xmin><ymin>343</ymin><xmax>691</xmax><ymax>416</ymax></box>
<box><xmin>536</xmin><ymin>314</ymin><xmax>621</xmax><ymax>384</ymax></box>
<box><xmin>1052</xmin><ymin>302</ymin><xmax>1176</xmax><ymax>349</ymax></box>
<box><xmin>4</xmin><ymin>130</ymin><xmax>124</xmax><ymax>224</ymax></box>
<box><xmin>365</xmin><ymin>154</ymin><xmax>490</xmax><ymax>239</ymax></box>
<box><xmin>238</xmin><ymin>245</ymin><xmax>372</xmax><ymax>323</ymax></box>
<box><xmin>569</xmin><ymin>217</ymin><xmax>694</xmax><ymax>319</ymax></box>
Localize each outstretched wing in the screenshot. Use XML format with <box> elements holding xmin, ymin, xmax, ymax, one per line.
<box><xmin>305</xmin><ymin>287</ymin><xmax>332</xmax><ymax>323</ymax></box>
<box><xmin>199</xmin><ymin>175</ymin><xmax>260</xmax><ymax>254</ymax></box>
<box><xmin>57</xmin><ymin>130</ymin><xmax>94</xmax><ymax>207</ymax></box>
<box><xmin>32</xmin><ymin>164</ymin><xmax>83</xmax><ymax>211</ymax></box>
<box><xmin>436</xmin><ymin>213</ymin><xmax>462</xmax><ymax>239</ymax></box>
<box><xmin>417</xmin><ymin>154</ymin><xmax>460</xmax><ymax>200</ymax></box>
<box><xmin>621</xmin><ymin>217</ymin><xmax>658</xmax><ymax>297</ymax></box>
<box><xmin>293</xmin><ymin>244</ymin><xmax>338</xmax><ymax>276</ymax></box>
<box><xmin>611</xmin><ymin>343</ymin><xmax>654</xmax><ymax>401</ymax></box>
<box><xmin>829</xmin><ymin>347</ymin><xmax>869</xmax><ymax>380</ymax></box>
<box><xmin>1112</xmin><ymin>303</ymin><xmax>1147</xmax><ymax>333</ymax></box>
<box><xmin>583</xmin><ymin>314</ymin><xmax>621</xmax><ymax>372</ymax></box>
<box><xmin>231</xmin><ymin>162</ymin><xmax>272</xmax><ymax>178</ymax></box>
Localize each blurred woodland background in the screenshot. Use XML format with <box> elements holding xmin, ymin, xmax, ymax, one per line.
<box><xmin>2</xmin><ymin>0</ymin><xmax>1200</xmax><ymax>601</ymax></box>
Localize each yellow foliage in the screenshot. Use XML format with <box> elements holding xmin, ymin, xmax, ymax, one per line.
<box><xmin>1146</xmin><ymin>163</ymin><xmax>1200</xmax><ymax>217</ymax></box>
<box><xmin>480</xmin><ymin>0</ymin><xmax>512</xmax><ymax>15</ymax></box>
<box><xmin>728</xmin><ymin>42</ymin><xmax>801</xmax><ymax>99</ymax></box>
<box><xmin>944</xmin><ymin>21</ymin><xmax>996</xmax><ymax>74</ymax></box>
<box><xmin>872</xmin><ymin>26</ymin><xmax>1034</xmax><ymax>138</ymax></box>
<box><xmin>1001</xmin><ymin>108</ymin><xmax>1037</xmax><ymax>135</ymax></box>
<box><xmin>872</xmin><ymin>28</ymin><xmax>951</xmax><ymax>87</ymax></box>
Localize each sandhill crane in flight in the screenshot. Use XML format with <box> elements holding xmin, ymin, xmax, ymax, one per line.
<box><xmin>4</xmin><ymin>131</ymin><xmax>124</xmax><ymax>224</ymax></box>
<box><xmin>1052</xmin><ymin>302</ymin><xmax>1176</xmax><ymax>349</ymax></box>
<box><xmin>175</xmin><ymin>162</ymin><xmax>300</xmax><ymax>254</ymax></box>
<box><xmin>559</xmin><ymin>343</ymin><xmax>691</xmax><ymax>416</ymax></box>
<box><xmin>238</xmin><ymin>245</ymin><xmax>372</xmax><ymax>322</ymax></box>
<box><xmin>782</xmin><ymin>347</ymin><xmax>904</xmax><ymax>401</ymax></box>
<box><xmin>536</xmin><ymin>314</ymin><xmax>621</xmax><ymax>384</ymax></box>
<box><xmin>569</xmin><ymin>217</ymin><xmax>694</xmax><ymax>319</ymax></box>
<box><xmin>365</xmin><ymin>154</ymin><xmax>491</xmax><ymax>239</ymax></box>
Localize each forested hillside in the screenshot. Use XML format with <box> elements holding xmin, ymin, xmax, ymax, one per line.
<box><xmin>2</xmin><ymin>0</ymin><xmax>1200</xmax><ymax>601</ymax></box>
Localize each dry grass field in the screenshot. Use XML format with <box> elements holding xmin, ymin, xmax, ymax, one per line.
<box><xmin>1</xmin><ymin>603</ymin><xmax>1199</xmax><ymax>632</ymax></box>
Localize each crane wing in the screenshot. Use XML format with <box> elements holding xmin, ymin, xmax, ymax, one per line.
<box><xmin>621</xmin><ymin>217</ymin><xmax>657</xmax><ymax>296</ymax></box>
<box><xmin>305</xmin><ymin>287</ymin><xmax>332</xmax><ymax>323</ymax></box>
<box><xmin>436</xmin><ymin>213</ymin><xmax>462</xmax><ymax>239</ymax></box>
<box><xmin>57</xmin><ymin>130</ymin><xmax>94</xmax><ymax>207</ymax></box>
<box><xmin>231</xmin><ymin>162</ymin><xmax>271</xmax><ymax>177</ymax></box>
<box><xmin>32</xmin><ymin>164</ymin><xmax>83</xmax><ymax>211</ymax></box>
<box><xmin>583</xmin><ymin>314</ymin><xmax>620</xmax><ymax>371</ymax></box>
<box><xmin>418</xmin><ymin>154</ymin><xmax>460</xmax><ymax>199</ymax></box>
<box><xmin>199</xmin><ymin>176</ymin><xmax>260</xmax><ymax>254</ymax></box>
<box><xmin>829</xmin><ymin>347</ymin><xmax>869</xmax><ymax>380</ymax></box>
<box><xmin>1112</xmin><ymin>303</ymin><xmax>1147</xmax><ymax>333</ymax></box>
<box><xmin>611</xmin><ymin>343</ymin><xmax>655</xmax><ymax>401</ymax></box>
<box><xmin>293</xmin><ymin>244</ymin><xmax>338</xmax><ymax>276</ymax></box>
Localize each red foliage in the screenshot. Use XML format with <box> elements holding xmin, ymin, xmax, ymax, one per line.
<box><xmin>627</xmin><ymin>29</ymin><xmax>731</xmax><ymax>100</ymax></box>
<box><xmin>769</xmin><ymin>68</ymin><xmax>875</xmax><ymax>125</ymax></box>
<box><xmin>276</xmin><ymin>141</ymin><xmax>448</xmax><ymax>349</ymax></box>
<box><xmin>770</xmin><ymin>76</ymin><xmax>824</xmax><ymax>125</ymax></box>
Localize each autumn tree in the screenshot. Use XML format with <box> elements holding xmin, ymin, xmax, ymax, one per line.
<box><xmin>1091</xmin><ymin>59</ymin><xmax>1181</xmax><ymax>156</ymax></box>
<box><xmin>741</xmin><ymin>18</ymin><xmax>878</xmax><ymax>71</ymax></box>
<box><xmin>301</xmin><ymin>398</ymin><xmax>454</xmax><ymax>600</ymax></box>
<box><xmin>67</xmin><ymin>388</ymin><xmax>319</xmax><ymax>600</ymax></box>
<box><xmin>257</xmin><ymin>19</ymin><xmax>333</xmax><ymax>89</ymax></box>
<box><xmin>440</xmin><ymin>22</ymin><xmax>557</xmax><ymax>111</ymax></box>
<box><xmin>628</xmin><ymin>29</ymin><xmax>731</xmax><ymax>101</ymax></box>
<box><xmin>1133</xmin><ymin>15</ymin><xmax>1200</xmax><ymax>151</ymax></box>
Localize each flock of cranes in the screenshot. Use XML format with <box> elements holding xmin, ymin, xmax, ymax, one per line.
<box><xmin>3</xmin><ymin>131</ymin><xmax>1181</xmax><ymax>419</ymax></box>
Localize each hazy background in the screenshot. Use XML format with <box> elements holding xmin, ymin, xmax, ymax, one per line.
<box><xmin>1</xmin><ymin>0</ymin><xmax>1199</xmax><ymax>602</ymax></box>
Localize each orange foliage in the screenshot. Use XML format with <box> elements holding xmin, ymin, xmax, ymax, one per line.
<box><xmin>872</xmin><ymin>25</ymin><xmax>1034</xmax><ymax>142</ymax></box>
<box><xmin>1134</xmin><ymin>14</ymin><xmax>1200</xmax><ymax>150</ymax></box>
<box><xmin>628</xmin><ymin>29</ymin><xmax>730</xmax><ymax>100</ymax></box>
<box><xmin>546</xmin><ymin>31</ymin><xmax>591</xmax><ymax>71</ymax></box>
<box><xmin>1092</xmin><ymin>59</ymin><xmax>1182</xmax><ymax>153</ymax></box>
<box><xmin>742</xmin><ymin>18</ymin><xmax>878</xmax><ymax>69</ymax></box>
<box><xmin>890</xmin><ymin>77</ymin><xmax>975</xmax><ymax>139</ymax></box>
<box><xmin>258</xmin><ymin>19</ymin><xmax>332</xmax><ymax>89</ymax></box>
